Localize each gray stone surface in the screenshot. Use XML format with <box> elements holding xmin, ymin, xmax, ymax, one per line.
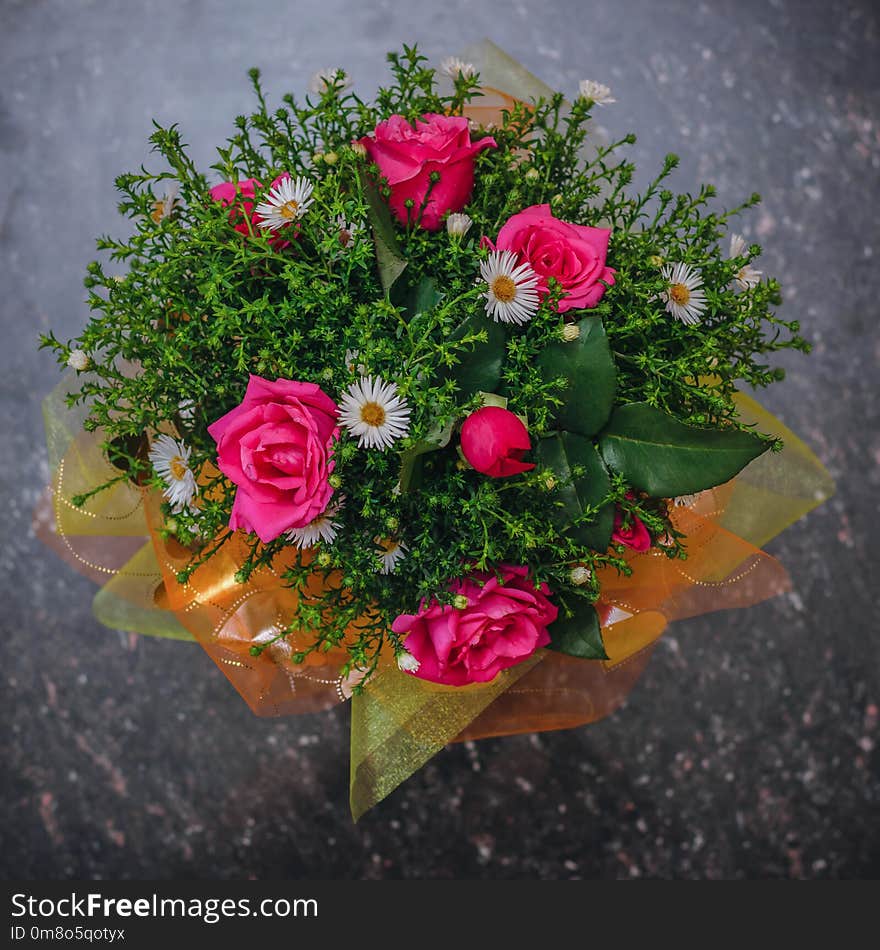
<box><xmin>2</xmin><ymin>0</ymin><xmax>877</xmax><ymax>879</ymax></box>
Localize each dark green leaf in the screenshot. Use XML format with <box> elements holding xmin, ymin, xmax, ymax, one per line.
<box><xmin>393</xmin><ymin>275</ymin><xmax>444</xmax><ymax>322</ymax></box>
<box><xmin>536</xmin><ymin>431</ymin><xmax>614</xmax><ymax>552</ymax></box>
<box><xmin>548</xmin><ymin>600</ymin><xmax>608</xmax><ymax>660</ymax></box>
<box><xmin>599</xmin><ymin>402</ymin><xmax>770</xmax><ymax>496</ymax></box>
<box><xmin>438</xmin><ymin>313</ymin><xmax>507</xmax><ymax>400</ymax></box>
<box><xmin>360</xmin><ymin>172</ymin><xmax>407</xmax><ymax>294</ymax></box>
<box><xmin>398</xmin><ymin>418</ymin><xmax>455</xmax><ymax>493</ymax></box>
<box><xmin>536</xmin><ymin>317</ymin><xmax>617</xmax><ymax>437</ymax></box>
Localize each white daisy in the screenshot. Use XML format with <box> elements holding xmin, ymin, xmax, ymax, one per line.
<box><xmin>254</xmin><ymin>176</ymin><xmax>315</xmax><ymax>232</ymax></box>
<box><xmin>67</xmin><ymin>349</ymin><xmax>90</xmax><ymax>371</ymax></box>
<box><xmin>729</xmin><ymin>233</ymin><xmax>763</xmax><ymax>290</ymax></box>
<box><xmin>286</xmin><ymin>499</ymin><xmax>344</xmax><ymax>549</ymax></box>
<box><xmin>578</xmin><ymin>80</ymin><xmax>616</xmax><ymax>105</ymax></box>
<box><xmin>150</xmin><ymin>181</ymin><xmax>178</xmax><ymax>223</ymax></box>
<box><xmin>480</xmin><ymin>250</ymin><xmax>540</xmax><ymax>325</ymax></box>
<box><xmin>376</xmin><ymin>536</ymin><xmax>407</xmax><ymax>574</ymax></box>
<box><xmin>397</xmin><ymin>650</ymin><xmax>420</xmax><ymax>673</ymax></box>
<box><xmin>446</xmin><ymin>212</ymin><xmax>473</xmax><ymax>237</ymax></box>
<box><xmin>178</xmin><ymin>398</ymin><xmax>196</xmax><ymax>423</ymax></box>
<box><xmin>440</xmin><ymin>56</ymin><xmax>476</xmax><ymax>79</ymax></box>
<box><xmin>148</xmin><ymin>433</ymin><xmax>198</xmax><ymax>513</ymax></box>
<box><xmin>660</xmin><ymin>262</ymin><xmax>707</xmax><ymax>325</ymax></box>
<box><xmin>344</xmin><ymin>348</ymin><xmax>367</xmax><ymax>375</ymax></box>
<box><xmin>339</xmin><ymin>376</ymin><xmax>410</xmax><ymax>450</ymax></box>
<box><xmin>308</xmin><ymin>68</ymin><xmax>352</xmax><ymax>95</ymax></box>
<box><xmin>335</xmin><ymin>215</ymin><xmax>362</xmax><ymax>249</ymax></box>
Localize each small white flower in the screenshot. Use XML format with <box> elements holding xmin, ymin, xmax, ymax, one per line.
<box><xmin>480</xmin><ymin>249</ymin><xmax>541</xmax><ymax>325</ymax></box>
<box><xmin>446</xmin><ymin>212</ymin><xmax>473</xmax><ymax>237</ymax></box>
<box><xmin>729</xmin><ymin>233</ymin><xmax>763</xmax><ymax>290</ymax></box>
<box><xmin>308</xmin><ymin>68</ymin><xmax>352</xmax><ymax>95</ymax></box>
<box><xmin>335</xmin><ymin>214</ymin><xmax>362</xmax><ymax>249</ymax></box>
<box><xmin>150</xmin><ymin>181</ymin><xmax>178</xmax><ymax>223</ymax></box>
<box><xmin>376</xmin><ymin>536</ymin><xmax>407</xmax><ymax>574</ymax></box>
<box><xmin>660</xmin><ymin>262</ymin><xmax>707</xmax><ymax>325</ymax></box>
<box><xmin>569</xmin><ymin>566</ymin><xmax>592</xmax><ymax>586</ymax></box>
<box><xmin>397</xmin><ymin>650</ymin><xmax>420</xmax><ymax>673</ymax></box>
<box><xmin>561</xmin><ymin>323</ymin><xmax>580</xmax><ymax>342</ymax></box>
<box><xmin>339</xmin><ymin>376</ymin><xmax>410</xmax><ymax>450</ymax></box>
<box><xmin>67</xmin><ymin>349</ymin><xmax>90</xmax><ymax>371</ymax></box>
<box><xmin>148</xmin><ymin>434</ymin><xmax>198</xmax><ymax>513</ymax></box>
<box><xmin>440</xmin><ymin>56</ymin><xmax>477</xmax><ymax>79</ymax></box>
<box><xmin>254</xmin><ymin>176</ymin><xmax>315</xmax><ymax>232</ymax></box>
<box><xmin>286</xmin><ymin>499</ymin><xmax>344</xmax><ymax>549</ymax></box>
<box><xmin>578</xmin><ymin>80</ymin><xmax>616</xmax><ymax>105</ymax></box>
<box><xmin>344</xmin><ymin>348</ymin><xmax>367</xmax><ymax>375</ymax></box>
<box><xmin>674</xmin><ymin>493</ymin><xmax>700</xmax><ymax>508</ymax></box>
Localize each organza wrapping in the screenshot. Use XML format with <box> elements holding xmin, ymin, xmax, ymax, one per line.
<box><xmin>39</xmin><ymin>372</ymin><xmax>831</xmax><ymax>816</ymax></box>
<box><xmin>37</xmin><ymin>44</ymin><xmax>834</xmax><ymax>815</ymax></box>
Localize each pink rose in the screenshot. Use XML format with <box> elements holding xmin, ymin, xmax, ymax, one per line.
<box><xmin>358</xmin><ymin>114</ymin><xmax>496</xmax><ymax>231</ymax></box>
<box><xmin>460</xmin><ymin>406</ymin><xmax>535</xmax><ymax>478</ymax></box>
<box><xmin>612</xmin><ymin>500</ymin><xmax>651</xmax><ymax>552</ymax></box>
<box><xmin>392</xmin><ymin>565</ymin><xmax>557</xmax><ymax>686</ymax></box>
<box><xmin>489</xmin><ymin>204</ymin><xmax>615</xmax><ymax>313</ymax></box>
<box><xmin>209</xmin><ymin>173</ymin><xmax>292</xmax><ymax>249</ymax></box>
<box><xmin>208</xmin><ymin>375</ymin><xmax>339</xmax><ymax>544</ymax></box>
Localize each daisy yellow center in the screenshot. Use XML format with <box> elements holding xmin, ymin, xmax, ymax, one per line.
<box><xmin>360</xmin><ymin>401</ymin><xmax>386</xmax><ymax>427</ymax></box>
<box><xmin>279</xmin><ymin>199</ymin><xmax>300</xmax><ymax>220</ymax></box>
<box><xmin>150</xmin><ymin>200</ymin><xmax>165</xmax><ymax>223</ymax></box>
<box><xmin>377</xmin><ymin>537</ymin><xmax>398</xmax><ymax>554</ymax></box>
<box><xmin>169</xmin><ymin>456</ymin><xmax>188</xmax><ymax>481</ymax></box>
<box><xmin>491</xmin><ymin>275</ymin><xmax>517</xmax><ymax>303</ymax></box>
<box><xmin>670</xmin><ymin>283</ymin><xmax>691</xmax><ymax>306</ymax></box>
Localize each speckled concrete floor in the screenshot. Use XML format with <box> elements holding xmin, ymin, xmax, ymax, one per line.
<box><xmin>2</xmin><ymin>0</ymin><xmax>877</xmax><ymax>879</ymax></box>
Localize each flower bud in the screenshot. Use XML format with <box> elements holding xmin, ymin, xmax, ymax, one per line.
<box><xmin>561</xmin><ymin>323</ymin><xmax>580</xmax><ymax>342</ymax></box>
<box><xmin>569</xmin><ymin>566</ymin><xmax>592</xmax><ymax>586</ymax></box>
<box><xmin>446</xmin><ymin>212</ymin><xmax>473</xmax><ymax>237</ymax></box>
<box><xmin>397</xmin><ymin>650</ymin><xmax>421</xmax><ymax>673</ymax></box>
<box><xmin>459</xmin><ymin>406</ymin><xmax>535</xmax><ymax>478</ymax></box>
<box><xmin>67</xmin><ymin>349</ymin><xmax>90</xmax><ymax>371</ymax></box>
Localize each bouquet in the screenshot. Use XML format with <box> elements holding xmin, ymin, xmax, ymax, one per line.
<box><xmin>38</xmin><ymin>42</ymin><xmax>832</xmax><ymax>817</ymax></box>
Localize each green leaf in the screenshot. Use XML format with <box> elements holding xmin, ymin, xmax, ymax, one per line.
<box><xmin>548</xmin><ymin>600</ymin><xmax>608</xmax><ymax>660</ymax></box>
<box><xmin>536</xmin><ymin>317</ymin><xmax>617</xmax><ymax>437</ymax></box>
<box><xmin>599</xmin><ymin>402</ymin><xmax>770</xmax><ymax>496</ymax></box>
<box><xmin>536</xmin><ymin>431</ymin><xmax>614</xmax><ymax>552</ymax></box>
<box><xmin>360</xmin><ymin>172</ymin><xmax>407</xmax><ymax>294</ymax></box>
<box><xmin>398</xmin><ymin>418</ymin><xmax>455</xmax><ymax>493</ymax></box>
<box><xmin>393</xmin><ymin>275</ymin><xmax>443</xmax><ymax>322</ymax></box>
<box><xmin>438</xmin><ymin>313</ymin><xmax>507</xmax><ymax>400</ymax></box>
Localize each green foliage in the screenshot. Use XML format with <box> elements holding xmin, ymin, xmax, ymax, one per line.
<box><xmin>599</xmin><ymin>402</ymin><xmax>770</xmax><ymax>496</ymax></box>
<box><xmin>536</xmin><ymin>432</ymin><xmax>614</xmax><ymax>552</ymax></box>
<box><xmin>536</xmin><ymin>316</ymin><xmax>617</xmax><ymax>436</ymax></box>
<box><xmin>40</xmin><ymin>45</ymin><xmax>807</xmax><ymax>677</ymax></box>
<box><xmin>548</xmin><ymin>600</ymin><xmax>607</xmax><ymax>660</ymax></box>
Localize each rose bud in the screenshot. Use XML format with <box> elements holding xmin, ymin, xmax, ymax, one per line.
<box><xmin>460</xmin><ymin>406</ymin><xmax>535</xmax><ymax>478</ymax></box>
<box><xmin>611</xmin><ymin>494</ymin><xmax>652</xmax><ymax>552</ymax></box>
